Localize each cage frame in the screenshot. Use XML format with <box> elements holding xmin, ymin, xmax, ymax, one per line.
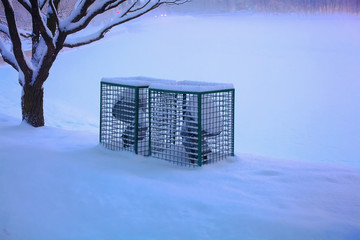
<box><xmin>100</xmin><ymin>79</ymin><xmax>235</xmax><ymax>167</ymax></box>
<box><xmin>148</xmin><ymin>87</ymin><xmax>235</xmax><ymax>167</ymax></box>
<box><xmin>99</xmin><ymin>81</ymin><xmax>149</xmax><ymax>155</ymax></box>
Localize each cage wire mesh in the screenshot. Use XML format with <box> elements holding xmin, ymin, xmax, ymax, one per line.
<box><xmin>100</xmin><ymin>79</ymin><xmax>234</xmax><ymax>167</ymax></box>
<box><xmin>149</xmin><ymin>89</ymin><xmax>234</xmax><ymax>167</ymax></box>
<box><xmin>100</xmin><ymin>82</ymin><xmax>149</xmax><ymax>155</ymax></box>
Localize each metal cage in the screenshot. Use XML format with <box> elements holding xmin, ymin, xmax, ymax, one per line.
<box><xmin>100</xmin><ymin>78</ymin><xmax>235</xmax><ymax>167</ymax></box>
<box><xmin>100</xmin><ymin>81</ymin><xmax>149</xmax><ymax>155</ymax></box>
<box><xmin>149</xmin><ymin>88</ymin><xmax>235</xmax><ymax>167</ymax></box>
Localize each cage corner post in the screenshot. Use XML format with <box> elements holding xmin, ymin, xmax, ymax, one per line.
<box><xmin>134</xmin><ymin>87</ymin><xmax>139</xmax><ymax>154</ymax></box>
<box><xmin>231</xmin><ymin>88</ymin><xmax>235</xmax><ymax>156</ymax></box>
<box><xmin>99</xmin><ymin>81</ymin><xmax>104</xmax><ymax>144</ymax></box>
<box><xmin>197</xmin><ymin>93</ymin><xmax>202</xmax><ymax>166</ymax></box>
<box><xmin>148</xmin><ymin>89</ymin><xmax>152</xmax><ymax>157</ymax></box>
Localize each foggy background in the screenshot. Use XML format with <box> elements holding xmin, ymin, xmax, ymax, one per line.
<box><xmin>164</xmin><ymin>0</ymin><xmax>360</xmax><ymax>14</ymax></box>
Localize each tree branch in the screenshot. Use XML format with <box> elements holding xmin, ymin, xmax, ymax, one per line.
<box><xmin>19</xmin><ymin>31</ymin><xmax>33</xmax><ymax>39</ymax></box>
<box><xmin>49</xmin><ymin>0</ymin><xmax>59</xmax><ymax>21</ymax></box>
<box><xmin>0</xmin><ymin>23</ymin><xmax>10</xmax><ymax>38</ymax></box>
<box><xmin>120</xmin><ymin>0</ymin><xmax>139</xmax><ymax>17</ymax></box>
<box><xmin>0</xmin><ymin>40</ymin><xmax>19</xmax><ymax>71</ymax></box>
<box><xmin>62</xmin><ymin>0</ymin><xmax>119</xmax><ymax>34</ymax></box>
<box><xmin>69</xmin><ymin>0</ymin><xmax>96</xmax><ymax>23</ymax></box>
<box><xmin>1</xmin><ymin>0</ymin><xmax>31</xmax><ymax>77</ymax></box>
<box><xmin>47</xmin><ymin>0</ymin><xmax>60</xmax><ymax>35</ymax></box>
<box><xmin>40</xmin><ymin>0</ymin><xmax>47</xmax><ymax>10</ymax></box>
<box><xmin>105</xmin><ymin>0</ymin><xmax>127</xmax><ymax>11</ymax></box>
<box><xmin>30</xmin><ymin>0</ymin><xmax>55</xmax><ymax>48</ymax></box>
<box><xmin>64</xmin><ymin>0</ymin><xmax>185</xmax><ymax>48</ymax></box>
<box><xmin>1</xmin><ymin>23</ymin><xmax>32</xmax><ymax>39</ymax></box>
<box><xmin>168</xmin><ymin>0</ymin><xmax>190</xmax><ymax>5</ymax></box>
<box><xmin>128</xmin><ymin>0</ymin><xmax>153</xmax><ymax>14</ymax></box>
<box><xmin>17</xmin><ymin>0</ymin><xmax>32</xmax><ymax>12</ymax></box>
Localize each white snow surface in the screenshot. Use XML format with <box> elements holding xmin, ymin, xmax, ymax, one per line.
<box><xmin>102</xmin><ymin>76</ymin><xmax>176</xmax><ymax>86</ymax></box>
<box><xmin>101</xmin><ymin>77</ymin><xmax>234</xmax><ymax>92</ymax></box>
<box><xmin>1</xmin><ymin>13</ymin><xmax>360</xmax><ymax>239</ymax></box>
<box><xmin>150</xmin><ymin>80</ymin><xmax>234</xmax><ymax>92</ymax></box>
<box><xmin>0</xmin><ymin>114</ymin><xmax>359</xmax><ymax>240</ymax></box>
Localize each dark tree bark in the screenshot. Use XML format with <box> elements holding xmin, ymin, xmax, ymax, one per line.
<box><xmin>21</xmin><ymin>84</ymin><xmax>45</xmax><ymax>127</ymax></box>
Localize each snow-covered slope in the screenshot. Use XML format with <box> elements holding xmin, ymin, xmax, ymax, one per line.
<box><xmin>0</xmin><ymin>114</ymin><xmax>359</xmax><ymax>240</ymax></box>
<box><xmin>0</xmin><ymin>13</ymin><xmax>360</xmax><ymax>239</ymax></box>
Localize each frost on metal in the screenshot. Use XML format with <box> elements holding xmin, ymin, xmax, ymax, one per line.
<box><xmin>100</xmin><ymin>78</ymin><xmax>235</xmax><ymax>167</ymax></box>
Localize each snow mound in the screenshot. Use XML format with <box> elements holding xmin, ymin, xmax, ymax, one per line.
<box><xmin>0</xmin><ymin>117</ymin><xmax>359</xmax><ymax>240</ymax></box>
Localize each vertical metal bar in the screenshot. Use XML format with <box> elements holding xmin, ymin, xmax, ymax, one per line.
<box><xmin>182</xmin><ymin>94</ymin><xmax>187</xmax><ymax>121</ymax></box>
<box><xmin>231</xmin><ymin>89</ymin><xmax>235</xmax><ymax>156</ymax></box>
<box><xmin>134</xmin><ymin>87</ymin><xmax>139</xmax><ymax>154</ymax></box>
<box><xmin>99</xmin><ymin>82</ymin><xmax>104</xmax><ymax>144</ymax></box>
<box><xmin>197</xmin><ymin>93</ymin><xmax>202</xmax><ymax>166</ymax></box>
<box><xmin>173</xmin><ymin>93</ymin><xmax>178</xmax><ymax>145</ymax></box>
<box><xmin>148</xmin><ymin>89</ymin><xmax>152</xmax><ymax>156</ymax></box>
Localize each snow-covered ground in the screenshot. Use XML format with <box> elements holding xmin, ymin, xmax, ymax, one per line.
<box><xmin>1</xmin><ymin>13</ymin><xmax>360</xmax><ymax>239</ymax></box>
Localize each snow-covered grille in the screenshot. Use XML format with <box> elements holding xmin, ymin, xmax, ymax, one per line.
<box><xmin>100</xmin><ymin>78</ymin><xmax>234</xmax><ymax>166</ymax></box>
<box><xmin>149</xmin><ymin>88</ymin><xmax>235</xmax><ymax>167</ymax></box>
<box><xmin>100</xmin><ymin>82</ymin><xmax>149</xmax><ymax>155</ymax></box>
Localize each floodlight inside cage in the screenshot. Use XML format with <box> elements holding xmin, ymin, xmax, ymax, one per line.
<box><xmin>100</xmin><ymin>77</ymin><xmax>235</xmax><ymax>167</ymax></box>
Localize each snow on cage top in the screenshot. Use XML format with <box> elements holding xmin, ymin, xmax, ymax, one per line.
<box><xmin>149</xmin><ymin>80</ymin><xmax>234</xmax><ymax>93</ymax></box>
<box><xmin>102</xmin><ymin>77</ymin><xmax>234</xmax><ymax>92</ymax></box>
<box><xmin>101</xmin><ymin>76</ymin><xmax>176</xmax><ymax>87</ymax></box>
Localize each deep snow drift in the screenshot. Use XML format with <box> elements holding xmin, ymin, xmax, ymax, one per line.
<box><xmin>1</xmin><ymin>13</ymin><xmax>360</xmax><ymax>239</ymax></box>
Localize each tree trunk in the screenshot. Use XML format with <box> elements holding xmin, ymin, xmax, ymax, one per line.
<box><xmin>21</xmin><ymin>84</ymin><xmax>45</xmax><ymax>127</ymax></box>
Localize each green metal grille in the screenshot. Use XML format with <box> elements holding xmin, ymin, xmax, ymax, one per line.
<box><xmin>100</xmin><ymin>82</ymin><xmax>149</xmax><ymax>155</ymax></box>
<box><xmin>100</xmin><ymin>79</ymin><xmax>235</xmax><ymax>167</ymax></box>
<box><xmin>149</xmin><ymin>89</ymin><xmax>234</xmax><ymax>167</ymax></box>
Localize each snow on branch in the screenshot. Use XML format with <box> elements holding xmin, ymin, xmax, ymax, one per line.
<box><xmin>1</xmin><ymin>0</ymin><xmax>31</xmax><ymax>75</ymax></box>
<box><xmin>48</xmin><ymin>0</ymin><xmax>60</xmax><ymax>29</ymax></box>
<box><xmin>0</xmin><ymin>23</ymin><xmax>32</xmax><ymax>40</ymax></box>
<box><xmin>129</xmin><ymin>0</ymin><xmax>157</xmax><ymax>13</ymax></box>
<box><xmin>61</xmin><ymin>0</ymin><xmax>121</xmax><ymax>34</ymax></box>
<box><xmin>63</xmin><ymin>0</ymin><xmax>187</xmax><ymax>48</ymax></box>
<box><xmin>30</xmin><ymin>0</ymin><xmax>54</xmax><ymax>41</ymax></box>
<box><xmin>105</xmin><ymin>0</ymin><xmax>126</xmax><ymax>11</ymax></box>
<box><xmin>0</xmin><ymin>24</ymin><xmax>10</xmax><ymax>38</ymax></box>
<box><xmin>63</xmin><ymin>29</ymin><xmax>106</xmax><ymax>48</ymax></box>
<box><xmin>39</xmin><ymin>0</ymin><xmax>47</xmax><ymax>9</ymax></box>
<box><xmin>63</xmin><ymin>1</ymin><xmax>151</xmax><ymax>47</ymax></box>
<box><xmin>61</xmin><ymin>0</ymin><xmax>96</xmax><ymax>27</ymax></box>
<box><xmin>17</xmin><ymin>0</ymin><xmax>31</xmax><ymax>12</ymax></box>
<box><xmin>0</xmin><ymin>40</ymin><xmax>19</xmax><ymax>71</ymax></box>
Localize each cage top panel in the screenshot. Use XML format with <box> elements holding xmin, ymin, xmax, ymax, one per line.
<box><xmin>101</xmin><ymin>77</ymin><xmax>176</xmax><ymax>87</ymax></box>
<box><xmin>149</xmin><ymin>80</ymin><xmax>234</xmax><ymax>93</ymax></box>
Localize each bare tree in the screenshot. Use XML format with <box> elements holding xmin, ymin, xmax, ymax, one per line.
<box><xmin>0</xmin><ymin>0</ymin><xmax>188</xmax><ymax>127</ymax></box>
